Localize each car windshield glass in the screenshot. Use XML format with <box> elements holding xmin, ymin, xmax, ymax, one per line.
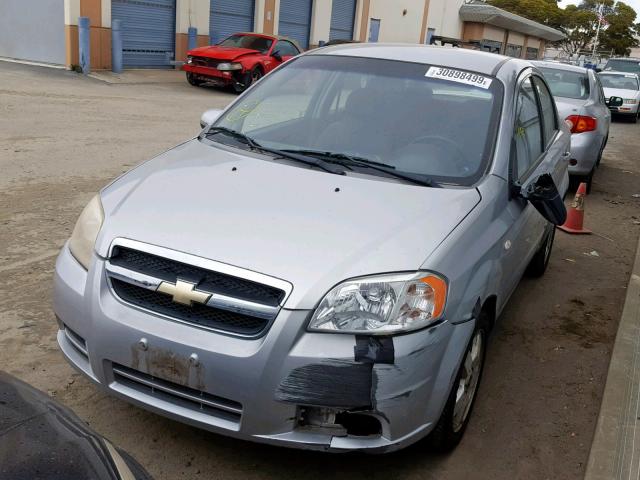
<box><xmin>219</xmin><ymin>35</ymin><xmax>273</xmax><ymax>54</ymax></box>
<box><xmin>599</xmin><ymin>74</ymin><xmax>640</xmax><ymax>90</ymax></box>
<box><xmin>604</xmin><ymin>59</ymin><xmax>640</xmax><ymax>74</ymax></box>
<box><xmin>208</xmin><ymin>55</ymin><xmax>503</xmax><ymax>186</ymax></box>
<box><xmin>539</xmin><ymin>67</ymin><xmax>590</xmax><ymax>99</ymax></box>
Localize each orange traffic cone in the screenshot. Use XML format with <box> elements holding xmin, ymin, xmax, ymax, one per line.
<box><xmin>558</xmin><ymin>182</ymin><xmax>591</xmax><ymax>234</ymax></box>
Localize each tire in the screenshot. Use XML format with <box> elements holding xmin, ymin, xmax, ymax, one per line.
<box><xmin>233</xmin><ymin>66</ymin><xmax>262</xmax><ymax>93</ymax></box>
<box><xmin>427</xmin><ymin>311</ymin><xmax>489</xmax><ymax>452</ymax></box>
<box><xmin>525</xmin><ymin>224</ymin><xmax>555</xmax><ymax>278</ymax></box>
<box><xmin>186</xmin><ymin>72</ymin><xmax>202</xmax><ymax>87</ymax></box>
<box><xmin>583</xmin><ymin>166</ymin><xmax>595</xmax><ymax>194</ymax></box>
<box><xmin>596</xmin><ymin>137</ymin><xmax>607</xmax><ymax>167</ymax></box>
<box><xmin>632</xmin><ymin>114</ymin><xmax>638</xmax><ymax>124</ymax></box>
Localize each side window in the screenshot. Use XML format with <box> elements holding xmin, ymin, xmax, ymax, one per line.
<box><xmin>532</xmin><ymin>76</ymin><xmax>557</xmax><ymax>147</ymax></box>
<box><xmin>513</xmin><ymin>77</ymin><xmax>543</xmax><ymax>181</ymax></box>
<box><xmin>276</xmin><ymin>41</ymin><xmax>299</xmax><ymax>57</ymax></box>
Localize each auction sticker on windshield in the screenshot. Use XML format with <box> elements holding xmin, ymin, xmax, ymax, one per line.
<box><xmin>425</xmin><ymin>66</ymin><xmax>493</xmax><ymax>89</ymax></box>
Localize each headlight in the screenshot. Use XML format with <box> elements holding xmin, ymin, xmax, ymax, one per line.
<box><xmin>624</xmin><ymin>98</ymin><xmax>638</xmax><ymax>104</ymax></box>
<box><xmin>187</xmin><ymin>55</ymin><xmax>193</xmax><ymax>64</ymax></box>
<box><xmin>68</xmin><ymin>194</ymin><xmax>104</xmax><ymax>270</ymax></box>
<box><xmin>308</xmin><ymin>272</ymin><xmax>448</xmax><ymax>334</ymax></box>
<box><xmin>217</xmin><ymin>62</ymin><xmax>243</xmax><ymax>71</ymax></box>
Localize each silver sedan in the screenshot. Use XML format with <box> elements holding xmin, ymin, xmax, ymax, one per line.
<box><xmin>534</xmin><ymin>61</ymin><xmax>610</xmax><ymax>192</ymax></box>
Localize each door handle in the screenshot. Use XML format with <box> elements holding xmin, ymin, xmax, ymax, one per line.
<box><xmin>561</xmin><ymin>152</ymin><xmax>571</xmax><ymax>159</ymax></box>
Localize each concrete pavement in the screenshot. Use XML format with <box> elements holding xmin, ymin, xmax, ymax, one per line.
<box><xmin>585</xmin><ymin>231</ymin><xmax>640</xmax><ymax>479</ymax></box>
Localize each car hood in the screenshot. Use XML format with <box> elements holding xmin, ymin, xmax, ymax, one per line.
<box><xmin>603</xmin><ymin>87</ymin><xmax>639</xmax><ymax>99</ymax></box>
<box><xmin>187</xmin><ymin>45</ymin><xmax>259</xmax><ymax>61</ymax></box>
<box><xmin>554</xmin><ymin>97</ymin><xmax>587</xmax><ymax>119</ymax></box>
<box><xmin>98</xmin><ymin>140</ymin><xmax>481</xmax><ymax>309</ymax></box>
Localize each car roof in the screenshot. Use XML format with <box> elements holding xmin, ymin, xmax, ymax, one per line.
<box><xmin>531</xmin><ymin>60</ymin><xmax>589</xmax><ymax>74</ymax></box>
<box><xmin>606</xmin><ymin>57</ymin><xmax>640</xmax><ymax>61</ymax></box>
<box><xmin>306</xmin><ymin>43</ymin><xmax>518</xmax><ymax>76</ymax></box>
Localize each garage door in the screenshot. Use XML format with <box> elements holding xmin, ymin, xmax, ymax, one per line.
<box><xmin>278</xmin><ymin>0</ymin><xmax>312</xmax><ymax>49</ymax></box>
<box><xmin>210</xmin><ymin>0</ymin><xmax>255</xmax><ymax>45</ymax></box>
<box><xmin>111</xmin><ymin>0</ymin><xmax>176</xmax><ymax>68</ymax></box>
<box><xmin>329</xmin><ymin>0</ymin><xmax>356</xmax><ymax>41</ymax></box>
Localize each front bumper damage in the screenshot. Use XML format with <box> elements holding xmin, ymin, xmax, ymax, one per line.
<box><xmin>53</xmin><ymin>244</ymin><xmax>473</xmax><ymax>452</ymax></box>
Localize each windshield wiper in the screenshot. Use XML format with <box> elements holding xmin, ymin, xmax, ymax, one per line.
<box><xmin>205</xmin><ymin>128</ymin><xmax>345</xmax><ymax>175</ymax></box>
<box><xmin>281</xmin><ymin>149</ymin><xmax>438</xmax><ymax>187</ymax></box>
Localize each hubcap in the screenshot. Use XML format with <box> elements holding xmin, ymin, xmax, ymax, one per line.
<box><xmin>452</xmin><ymin>330</ymin><xmax>484</xmax><ymax>433</ymax></box>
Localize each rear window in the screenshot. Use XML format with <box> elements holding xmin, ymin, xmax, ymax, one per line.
<box><xmin>599</xmin><ymin>74</ymin><xmax>640</xmax><ymax>90</ymax></box>
<box><xmin>539</xmin><ymin>67</ymin><xmax>590</xmax><ymax>99</ymax></box>
<box><xmin>604</xmin><ymin>59</ymin><xmax>640</xmax><ymax>74</ymax></box>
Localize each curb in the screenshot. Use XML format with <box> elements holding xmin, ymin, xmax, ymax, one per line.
<box><xmin>585</xmin><ymin>235</ymin><xmax>640</xmax><ymax>479</ymax></box>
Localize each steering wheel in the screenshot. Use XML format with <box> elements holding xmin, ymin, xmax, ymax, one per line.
<box><xmin>406</xmin><ymin>134</ymin><xmax>470</xmax><ymax>175</ymax></box>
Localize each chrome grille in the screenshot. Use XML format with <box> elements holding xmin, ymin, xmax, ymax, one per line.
<box><xmin>105</xmin><ymin>239</ymin><xmax>291</xmax><ymax>338</ymax></box>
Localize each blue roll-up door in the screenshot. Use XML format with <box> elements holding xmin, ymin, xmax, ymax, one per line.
<box><xmin>210</xmin><ymin>0</ymin><xmax>255</xmax><ymax>45</ymax></box>
<box><xmin>278</xmin><ymin>0</ymin><xmax>312</xmax><ymax>49</ymax></box>
<box><xmin>111</xmin><ymin>0</ymin><xmax>176</xmax><ymax>68</ymax></box>
<box><xmin>329</xmin><ymin>0</ymin><xmax>356</xmax><ymax>41</ymax></box>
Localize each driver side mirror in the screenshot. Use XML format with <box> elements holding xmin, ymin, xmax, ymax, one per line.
<box><xmin>200</xmin><ymin>109</ymin><xmax>223</xmax><ymax>129</ymax></box>
<box><xmin>519</xmin><ymin>173</ymin><xmax>567</xmax><ymax>225</ymax></box>
<box><xmin>607</xmin><ymin>96</ymin><xmax>624</xmax><ymax>107</ymax></box>
<box><xmin>271</xmin><ymin>50</ymin><xmax>282</xmax><ymax>62</ymax></box>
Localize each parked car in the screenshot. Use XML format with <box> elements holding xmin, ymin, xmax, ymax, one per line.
<box><xmin>602</xmin><ymin>57</ymin><xmax>640</xmax><ymax>75</ymax></box>
<box><xmin>0</xmin><ymin>371</ymin><xmax>152</xmax><ymax>479</ymax></box>
<box><xmin>599</xmin><ymin>71</ymin><xmax>640</xmax><ymax>122</ymax></box>
<box><xmin>54</xmin><ymin>45</ymin><xmax>569</xmax><ymax>453</ymax></box>
<box><xmin>182</xmin><ymin>32</ymin><xmax>301</xmax><ymax>92</ymax></box>
<box><xmin>534</xmin><ymin>61</ymin><xmax>610</xmax><ymax>192</ymax></box>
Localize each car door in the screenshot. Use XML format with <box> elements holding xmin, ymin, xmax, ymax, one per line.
<box><xmin>501</xmin><ymin>72</ymin><xmax>568</xmax><ymax>299</ymax></box>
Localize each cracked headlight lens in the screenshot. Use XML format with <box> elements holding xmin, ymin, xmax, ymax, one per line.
<box><xmin>68</xmin><ymin>194</ymin><xmax>104</xmax><ymax>270</ymax></box>
<box><xmin>308</xmin><ymin>272</ymin><xmax>448</xmax><ymax>334</ymax></box>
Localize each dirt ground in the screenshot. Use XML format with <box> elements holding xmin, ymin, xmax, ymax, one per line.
<box><xmin>1</xmin><ymin>61</ymin><xmax>640</xmax><ymax>480</ymax></box>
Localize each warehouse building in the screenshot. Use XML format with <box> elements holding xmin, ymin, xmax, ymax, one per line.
<box><xmin>0</xmin><ymin>0</ymin><xmax>563</xmax><ymax>70</ymax></box>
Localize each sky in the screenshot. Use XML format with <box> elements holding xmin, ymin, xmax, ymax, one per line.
<box><xmin>558</xmin><ymin>0</ymin><xmax>640</xmax><ymax>13</ymax></box>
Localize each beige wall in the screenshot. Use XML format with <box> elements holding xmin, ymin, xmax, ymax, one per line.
<box><xmin>176</xmin><ymin>0</ymin><xmax>210</xmax><ymax>35</ymax></box>
<box><xmin>507</xmin><ymin>31</ymin><xmax>525</xmax><ymax>46</ymax></box>
<box><xmin>310</xmin><ymin>0</ymin><xmax>332</xmax><ymax>46</ymax></box>
<box><xmin>365</xmin><ymin>0</ymin><xmax>428</xmax><ymax>43</ymax></box>
<box><xmin>426</xmin><ymin>0</ymin><xmax>463</xmax><ymax>39</ymax></box>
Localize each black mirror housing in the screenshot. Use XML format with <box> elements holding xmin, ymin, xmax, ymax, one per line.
<box><xmin>607</xmin><ymin>96</ymin><xmax>624</xmax><ymax>107</ymax></box>
<box><xmin>272</xmin><ymin>51</ymin><xmax>282</xmax><ymax>61</ymax></box>
<box><xmin>521</xmin><ymin>173</ymin><xmax>567</xmax><ymax>225</ymax></box>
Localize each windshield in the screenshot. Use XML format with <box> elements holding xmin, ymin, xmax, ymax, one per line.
<box><xmin>604</xmin><ymin>59</ymin><xmax>640</xmax><ymax>74</ymax></box>
<box><xmin>219</xmin><ymin>35</ymin><xmax>273</xmax><ymax>54</ymax></box>
<box><xmin>209</xmin><ymin>55</ymin><xmax>503</xmax><ymax>185</ymax></box>
<box><xmin>599</xmin><ymin>74</ymin><xmax>640</xmax><ymax>90</ymax></box>
<box><xmin>539</xmin><ymin>67</ymin><xmax>590</xmax><ymax>99</ymax></box>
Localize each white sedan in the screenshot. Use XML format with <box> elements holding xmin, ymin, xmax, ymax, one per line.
<box><xmin>599</xmin><ymin>72</ymin><xmax>640</xmax><ymax>122</ymax></box>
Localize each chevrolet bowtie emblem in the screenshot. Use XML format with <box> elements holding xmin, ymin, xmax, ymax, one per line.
<box><xmin>157</xmin><ymin>279</ymin><xmax>211</xmax><ymax>306</ymax></box>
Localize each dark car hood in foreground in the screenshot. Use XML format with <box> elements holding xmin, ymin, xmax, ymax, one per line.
<box><xmin>188</xmin><ymin>45</ymin><xmax>260</xmax><ymax>61</ymax></box>
<box><xmin>0</xmin><ymin>371</ymin><xmax>151</xmax><ymax>480</ymax></box>
<box><xmin>97</xmin><ymin>139</ymin><xmax>481</xmax><ymax>309</ymax></box>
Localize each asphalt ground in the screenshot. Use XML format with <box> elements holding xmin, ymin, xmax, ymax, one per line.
<box><xmin>1</xmin><ymin>62</ymin><xmax>640</xmax><ymax>479</ymax></box>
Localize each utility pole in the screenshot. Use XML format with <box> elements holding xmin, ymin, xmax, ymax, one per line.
<box><xmin>592</xmin><ymin>3</ymin><xmax>603</xmax><ymax>58</ymax></box>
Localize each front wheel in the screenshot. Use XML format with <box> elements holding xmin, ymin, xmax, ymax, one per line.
<box><xmin>186</xmin><ymin>72</ymin><xmax>202</xmax><ymax>87</ymax></box>
<box><xmin>427</xmin><ymin>312</ymin><xmax>489</xmax><ymax>452</ymax></box>
<box><xmin>526</xmin><ymin>224</ymin><xmax>555</xmax><ymax>277</ymax></box>
<box><xmin>233</xmin><ymin>67</ymin><xmax>262</xmax><ymax>93</ymax></box>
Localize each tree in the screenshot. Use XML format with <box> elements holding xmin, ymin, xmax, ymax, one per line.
<box><xmin>599</xmin><ymin>2</ymin><xmax>639</xmax><ymax>55</ymax></box>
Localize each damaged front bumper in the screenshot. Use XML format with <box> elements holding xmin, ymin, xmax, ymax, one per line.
<box><xmin>53</xmin><ymin>244</ymin><xmax>474</xmax><ymax>452</ymax></box>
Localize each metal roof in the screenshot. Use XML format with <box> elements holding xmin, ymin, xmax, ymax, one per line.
<box><xmin>531</xmin><ymin>60</ymin><xmax>589</xmax><ymax>74</ymax></box>
<box><xmin>459</xmin><ymin>2</ymin><xmax>566</xmax><ymax>42</ymax></box>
